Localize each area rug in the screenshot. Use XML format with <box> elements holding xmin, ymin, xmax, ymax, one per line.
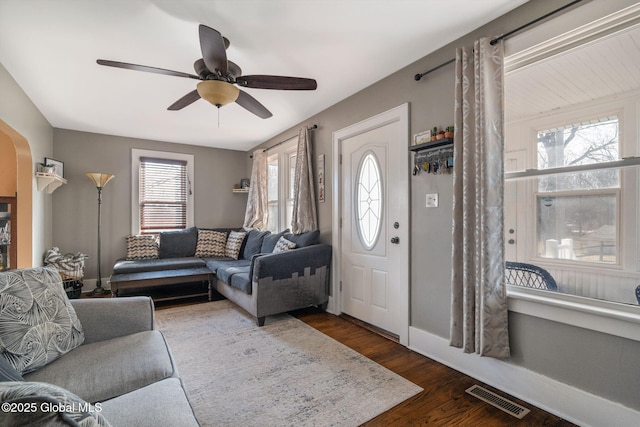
<box><xmin>154</xmin><ymin>300</ymin><xmax>422</xmax><ymax>427</ymax></box>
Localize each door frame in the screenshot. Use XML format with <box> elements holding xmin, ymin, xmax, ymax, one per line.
<box><xmin>331</xmin><ymin>103</ymin><xmax>410</xmax><ymax>345</ymax></box>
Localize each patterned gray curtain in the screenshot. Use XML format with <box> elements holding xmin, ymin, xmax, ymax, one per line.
<box><xmin>243</xmin><ymin>149</ymin><xmax>268</xmax><ymax>230</ymax></box>
<box><xmin>291</xmin><ymin>126</ymin><xmax>318</xmax><ymax>233</ymax></box>
<box><xmin>450</xmin><ymin>38</ymin><xmax>510</xmax><ymax>358</ymax></box>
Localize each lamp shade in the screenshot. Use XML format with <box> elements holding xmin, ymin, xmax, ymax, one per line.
<box><xmin>197</xmin><ymin>80</ymin><xmax>239</xmax><ymax>107</ymax></box>
<box><xmin>86</xmin><ymin>173</ymin><xmax>115</xmax><ymax>188</ymax></box>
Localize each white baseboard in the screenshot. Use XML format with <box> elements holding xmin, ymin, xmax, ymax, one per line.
<box><xmin>409</xmin><ymin>326</ymin><xmax>639</xmax><ymax>427</ymax></box>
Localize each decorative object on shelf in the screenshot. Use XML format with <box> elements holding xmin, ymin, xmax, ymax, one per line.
<box><xmin>85</xmin><ymin>172</ymin><xmax>115</xmax><ymax>296</ymax></box>
<box><xmin>414</xmin><ymin>130</ymin><xmax>431</xmax><ymax>145</ymax></box>
<box><xmin>37</xmin><ymin>161</ymin><xmax>54</xmax><ymax>174</ymax></box>
<box><xmin>445</xmin><ymin>126</ymin><xmax>455</xmax><ymax>138</ymax></box>
<box><xmin>44</xmin><ymin>157</ymin><xmax>64</xmax><ymax>177</ymax></box>
<box><xmin>240</xmin><ymin>178</ymin><xmax>250</xmax><ymax>189</ymax></box>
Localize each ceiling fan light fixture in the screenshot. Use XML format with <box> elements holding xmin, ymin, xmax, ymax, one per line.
<box><xmin>197</xmin><ymin>80</ymin><xmax>239</xmax><ymax>107</ymax></box>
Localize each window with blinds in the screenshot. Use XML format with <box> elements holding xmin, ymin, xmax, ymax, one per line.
<box><xmin>139</xmin><ymin>157</ymin><xmax>188</xmax><ymax>233</ymax></box>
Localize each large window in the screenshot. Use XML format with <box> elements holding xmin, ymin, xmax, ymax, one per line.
<box><xmin>534</xmin><ymin>118</ymin><xmax>620</xmax><ymax>264</ymax></box>
<box><xmin>131</xmin><ymin>149</ymin><xmax>194</xmax><ymax>234</ymax></box>
<box><xmin>266</xmin><ymin>139</ymin><xmax>297</xmax><ymax>233</ymax></box>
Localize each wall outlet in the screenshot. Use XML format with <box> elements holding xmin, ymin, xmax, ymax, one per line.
<box><xmin>426</xmin><ymin>193</ymin><xmax>439</xmax><ymax>208</ymax></box>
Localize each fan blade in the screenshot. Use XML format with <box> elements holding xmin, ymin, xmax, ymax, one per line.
<box><xmin>97</xmin><ymin>59</ymin><xmax>200</xmax><ymax>80</ymax></box>
<box><xmin>235</xmin><ymin>90</ymin><xmax>272</xmax><ymax>119</ymax></box>
<box><xmin>168</xmin><ymin>89</ymin><xmax>201</xmax><ymax>110</ymax></box>
<box><xmin>236</xmin><ymin>75</ymin><xmax>317</xmax><ymax>90</ymax></box>
<box><xmin>199</xmin><ymin>25</ymin><xmax>227</xmax><ymax>74</ymax></box>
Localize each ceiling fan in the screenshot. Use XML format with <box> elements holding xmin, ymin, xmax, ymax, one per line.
<box><xmin>97</xmin><ymin>24</ymin><xmax>317</xmax><ymax>119</ymax></box>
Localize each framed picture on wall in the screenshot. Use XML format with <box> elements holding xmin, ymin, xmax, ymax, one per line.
<box><xmin>45</xmin><ymin>158</ymin><xmax>64</xmax><ymax>178</ymax></box>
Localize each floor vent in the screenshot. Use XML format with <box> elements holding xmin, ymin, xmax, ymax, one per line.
<box><xmin>466</xmin><ymin>385</ymin><xmax>530</xmax><ymax>419</ymax></box>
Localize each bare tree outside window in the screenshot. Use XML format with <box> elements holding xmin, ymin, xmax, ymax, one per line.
<box><xmin>535</xmin><ymin>118</ymin><xmax>619</xmax><ymax>264</ymax></box>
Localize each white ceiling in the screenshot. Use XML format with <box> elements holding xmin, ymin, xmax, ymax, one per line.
<box><xmin>506</xmin><ymin>24</ymin><xmax>640</xmax><ymax>122</ymax></box>
<box><xmin>0</xmin><ymin>0</ymin><xmax>528</xmax><ymax>151</ymax></box>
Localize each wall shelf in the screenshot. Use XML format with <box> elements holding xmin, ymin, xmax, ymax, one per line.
<box><xmin>36</xmin><ymin>172</ymin><xmax>67</xmax><ymax>193</ymax></box>
<box><xmin>409</xmin><ymin>138</ymin><xmax>453</xmax><ymax>153</ymax></box>
<box><xmin>232</xmin><ymin>188</ymin><xmax>249</xmax><ymax>194</ymax></box>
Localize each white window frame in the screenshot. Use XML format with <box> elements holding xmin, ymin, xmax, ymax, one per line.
<box><xmin>131</xmin><ymin>149</ymin><xmax>195</xmax><ymax>235</ymax></box>
<box><xmin>503</xmin><ymin>6</ymin><xmax>640</xmax><ymax>341</ymax></box>
<box><xmin>266</xmin><ymin>138</ymin><xmax>297</xmax><ymax>233</ymax></box>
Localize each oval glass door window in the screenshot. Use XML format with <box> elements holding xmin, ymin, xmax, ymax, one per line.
<box><xmin>356</xmin><ymin>151</ymin><xmax>383</xmax><ymax>250</ymax></box>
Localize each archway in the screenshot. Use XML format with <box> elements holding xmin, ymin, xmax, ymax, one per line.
<box><xmin>0</xmin><ymin>118</ymin><xmax>33</xmax><ymax>268</ymax></box>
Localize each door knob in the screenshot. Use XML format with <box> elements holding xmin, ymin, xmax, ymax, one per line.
<box><xmin>390</xmin><ymin>236</ymin><xmax>400</xmax><ymax>244</ymax></box>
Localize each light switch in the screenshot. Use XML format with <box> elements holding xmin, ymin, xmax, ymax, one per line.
<box><xmin>426</xmin><ymin>193</ymin><xmax>439</xmax><ymax>208</ymax></box>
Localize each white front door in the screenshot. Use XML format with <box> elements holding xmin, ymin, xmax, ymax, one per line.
<box><xmin>332</xmin><ymin>104</ymin><xmax>409</xmax><ymax>345</ymax></box>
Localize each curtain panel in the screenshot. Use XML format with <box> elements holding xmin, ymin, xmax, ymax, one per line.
<box><xmin>449</xmin><ymin>37</ymin><xmax>510</xmax><ymax>358</ymax></box>
<box><xmin>291</xmin><ymin>126</ymin><xmax>318</xmax><ymax>234</ymax></box>
<box><xmin>243</xmin><ymin>149</ymin><xmax>268</xmax><ymax>230</ymax></box>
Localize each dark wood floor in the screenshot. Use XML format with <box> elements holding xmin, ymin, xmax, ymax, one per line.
<box><xmin>291</xmin><ymin>307</ymin><xmax>575</xmax><ymax>427</ymax></box>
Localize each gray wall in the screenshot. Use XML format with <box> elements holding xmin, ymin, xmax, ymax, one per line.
<box><xmin>0</xmin><ymin>63</ymin><xmax>53</xmax><ymax>264</ymax></box>
<box><xmin>52</xmin><ymin>129</ymin><xmax>248</xmax><ymax>280</ymax></box>
<box><xmin>251</xmin><ymin>0</ymin><xmax>640</xmax><ymax>413</ymax></box>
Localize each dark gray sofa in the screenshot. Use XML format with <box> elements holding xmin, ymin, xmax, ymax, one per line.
<box><xmin>110</xmin><ymin>227</ymin><xmax>332</xmax><ymax>326</ymax></box>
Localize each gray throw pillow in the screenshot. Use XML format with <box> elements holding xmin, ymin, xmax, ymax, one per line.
<box><xmin>0</xmin><ymin>381</ymin><xmax>111</xmax><ymax>426</ymax></box>
<box><xmin>158</xmin><ymin>227</ymin><xmax>198</xmax><ymax>258</ymax></box>
<box><xmin>0</xmin><ymin>355</ymin><xmax>23</xmax><ymax>382</ymax></box>
<box><xmin>284</xmin><ymin>229</ymin><xmax>320</xmax><ymax>248</ymax></box>
<box><xmin>0</xmin><ymin>267</ymin><xmax>85</xmax><ymax>375</ymax></box>
<box><xmin>242</xmin><ymin>229</ymin><xmax>269</xmax><ymax>260</ymax></box>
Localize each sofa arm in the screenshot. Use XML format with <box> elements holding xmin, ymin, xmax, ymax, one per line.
<box><xmin>70</xmin><ymin>296</ymin><xmax>155</xmax><ymax>345</ymax></box>
<box><xmin>252</xmin><ymin>244</ymin><xmax>332</xmax><ymax>282</ymax></box>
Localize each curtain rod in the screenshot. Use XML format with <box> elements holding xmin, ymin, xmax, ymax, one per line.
<box><xmin>414</xmin><ymin>0</ymin><xmax>583</xmax><ymax>81</ymax></box>
<box><xmin>265</xmin><ymin>124</ymin><xmax>317</xmax><ymax>152</ymax></box>
<box><xmin>249</xmin><ymin>124</ymin><xmax>317</xmax><ymax>158</ymax></box>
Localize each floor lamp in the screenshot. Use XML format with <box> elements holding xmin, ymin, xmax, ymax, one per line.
<box><xmin>86</xmin><ymin>173</ymin><xmax>114</xmax><ymax>296</ymax></box>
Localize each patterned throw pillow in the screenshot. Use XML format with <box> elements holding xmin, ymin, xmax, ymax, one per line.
<box><xmin>225</xmin><ymin>231</ymin><xmax>247</xmax><ymax>260</ymax></box>
<box><xmin>125</xmin><ymin>234</ymin><xmax>159</xmax><ymax>260</ymax></box>
<box><xmin>195</xmin><ymin>230</ymin><xmax>227</xmax><ymax>257</ymax></box>
<box><xmin>0</xmin><ymin>381</ymin><xmax>111</xmax><ymax>426</ymax></box>
<box><xmin>273</xmin><ymin>236</ymin><xmax>297</xmax><ymax>253</ymax></box>
<box><xmin>0</xmin><ymin>267</ymin><xmax>85</xmax><ymax>375</ymax></box>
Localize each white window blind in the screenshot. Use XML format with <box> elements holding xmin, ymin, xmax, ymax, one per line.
<box><xmin>139</xmin><ymin>157</ymin><xmax>188</xmax><ymax>233</ymax></box>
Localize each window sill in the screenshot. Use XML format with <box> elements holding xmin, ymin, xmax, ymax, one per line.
<box><xmin>507</xmin><ymin>285</ymin><xmax>640</xmax><ymax>342</ymax></box>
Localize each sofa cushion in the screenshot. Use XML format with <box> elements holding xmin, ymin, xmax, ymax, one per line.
<box><xmin>225</xmin><ymin>230</ymin><xmax>247</xmax><ymax>260</ymax></box>
<box><xmin>194</xmin><ymin>229</ymin><xmax>227</xmax><ymax>258</ymax></box>
<box><xmin>112</xmin><ymin>257</ymin><xmax>207</xmax><ymax>274</ymax></box>
<box><xmin>284</xmin><ymin>229</ymin><xmax>320</xmax><ymax>248</ymax></box>
<box><xmin>158</xmin><ymin>227</ymin><xmax>198</xmax><ymax>258</ymax></box>
<box><xmin>0</xmin><ymin>355</ymin><xmax>23</xmax><ymax>381</ymax></box>
<box><xmin>100</xmin><ymin>378</ymin><xmax>199</xmax><ymax>427</ymax></box>
<box><xmin>242</xmin><ymin>229</ymin><xmax>269</xmax><ymax>260</ymax></box>
<box><xmin>125</xmin><ymin>234</ymin><xmax>159</xmax><ymax>260</ymax></box>
<box><xmin>229</xmin><ymin>271</ymin><xmax>252</xmax><ymax>294</ymax></box>
<box><xmin>205</xmin><ymin>258</ymin><xmax>251</xmax><ymax>274</ymax></box>
<box><xmin>216</xmin><ymin>265</ymin><xmax>250</xmax><ymax>285</ymax></box>
<box><xmin>261</xmin><ymin>229</ymin><xmax>288</xmax><ymax>253</ymax></box>
<box><xmin>273</xmin><ymin>236</ymin><xmax>297</xmax><ymax>253</ymax></box>
<box><xmin>0</xmin><ymin>381</ymin><xmax>111</xmax><ymax>426</ymax></box>
<box><xmin>0</xmin><ymin>267</ymin><xmax>85</xmax><ymax>375</ymax></box>
<box><xmin>24</xmin><ymin>330</ymin><xmax>175</xmax><ymax>403</ymax></box>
